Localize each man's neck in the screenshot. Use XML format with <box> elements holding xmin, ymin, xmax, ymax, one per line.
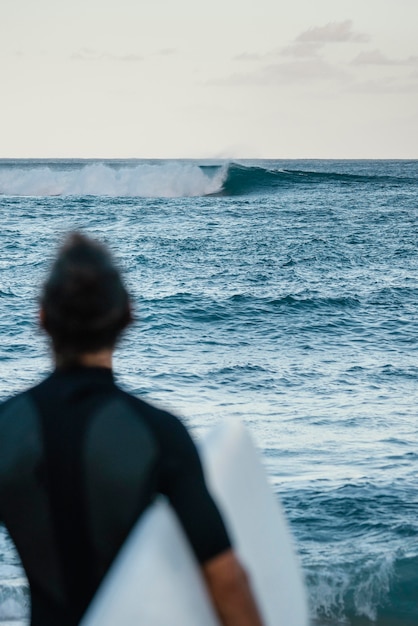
<box><xmin>55</xmin><ymin>348</ymin><xmax>113</xmax><ymax>369</ymax></box>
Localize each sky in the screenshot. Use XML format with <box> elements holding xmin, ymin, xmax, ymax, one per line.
<box><xmin>1</xmin><ymin>0</ymin><xmax>418</xmax><ymax>158</ymax></box>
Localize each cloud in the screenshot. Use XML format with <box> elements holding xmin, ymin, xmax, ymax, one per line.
<box><xmin>296</xmin><ymin>20</ymin><xmax>369</xmax><ymax>44</ymax></box>
<box><xmin>216</xmin><ymin>58</ymin><xmax>350</xmax><ymax>87</ymax></box>
<box><xmin>351</xmin><ymin>49</ymin><xmax>397</xmax><ymax>66</ymax></box>
<box><xmin>234</xmin><ymin>20</ymin><xmax>371</xmax><ymax>66</ymax></box>
<box><xmin>265</xmin><ymin>59</ymin><xmax>350</xmax><ymax>84</ymax></box>
<box><xmin>281</xmin><ymin>42</ymin><xmax>322</xmax><ymax>58</ymax></box>
<box><xmin>347</xmin><ymin>75</ymin><xmax>418</xmax><ymax>94</ymax></box>
<box><xmin>276</xmin><ymin>21</ymin><xmax>369</xmax><ymax>63</ymax></box>
<box><xmin>351</xmin><ymin>49</ymin><xmax>418</xmax><ymax>67</ymax></box>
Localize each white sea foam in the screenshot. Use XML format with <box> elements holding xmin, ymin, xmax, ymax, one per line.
<box><xmin>308</xmin><ymin>552</ymin><xmax>397</xmax><ymax>623</ymax></box>
<box><xmin>0</xmin><ymin>162</ymin><xmax>228</xmax><ymax>198</ymax></box>
<box><xmin>0</xmin><ymin>586</ymin><xmax>28</xmax><ymax>622</ymax></box>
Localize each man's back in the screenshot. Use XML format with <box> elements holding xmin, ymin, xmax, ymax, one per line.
<box><xmin>0</xmin><ymin>366</ymin><xmax>230</xmax><ymax>625</ymax></box>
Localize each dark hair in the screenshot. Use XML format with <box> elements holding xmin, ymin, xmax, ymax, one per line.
<box><xmin>40</xmin><ymin>232</ymin><xmax>132</xmax><ymax>357</ymax></box>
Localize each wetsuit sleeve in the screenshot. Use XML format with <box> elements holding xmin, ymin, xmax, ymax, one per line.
<box><xmin>152</xmin><ymin>411</ymin><xmax>231</xmax><ymax>564</ymax></box>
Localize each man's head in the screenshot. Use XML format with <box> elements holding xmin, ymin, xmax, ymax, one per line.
<box><xmin>40</xmin><ymin>232</ymin><xmax>132</xmax><ymax>361</ymax></box>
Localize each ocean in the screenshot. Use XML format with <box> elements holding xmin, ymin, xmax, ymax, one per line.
<box><xmin>0</xmin><ymin>159</ymin><xmax>417</xmax><ymax>625</ymax></box>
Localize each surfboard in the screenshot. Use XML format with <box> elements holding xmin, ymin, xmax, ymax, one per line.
<box><xmin>200</xmin><ymin>420</ymin><xmax>309</xmax><ymax>626</ymax></box>
<box><xmin>81</xmin><ymin>420</ymin><xmax>309</xmax><ymax>626</ymax></box>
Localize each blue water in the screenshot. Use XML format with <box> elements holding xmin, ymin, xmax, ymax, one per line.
<box><xmin>0</xmin><ymin>159</ymin><xmax>417</xmax><ymax>625</ymax></box>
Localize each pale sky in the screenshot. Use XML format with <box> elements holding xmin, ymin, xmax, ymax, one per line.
<box><xmin>1</xmin><ymin>0</ymin><xmax>418</xmax><ymax>158</ymax></box>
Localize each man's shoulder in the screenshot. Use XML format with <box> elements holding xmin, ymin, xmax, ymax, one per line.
<box><xmin>0</xmin><ymin>389</ymin><xmax>32</xmax><ymax>417</ymax></box>
<box><xmin>0</xmin><ymin>390</ymin><xmax>40</xmax><ymax>450</ymax></box>
<box><xmin>0</xmin><ymin>376</ymin><xmax>49</xmax><ymax>418</ymax></box>
<box><xmin>116</xmin><ymin>388</ymin><xmax>191</xmax><ymax>442</ymax></box>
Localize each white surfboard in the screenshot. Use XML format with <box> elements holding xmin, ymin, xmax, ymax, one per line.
<box><xmin>200</xmin><ymin>420</ymin><xmax>309</xmax><ymax>626</ymax></box>
<box><xmin>82</xmin><ymin>420</ymin><xmax>308</xmax><ymax>626</ymax></box>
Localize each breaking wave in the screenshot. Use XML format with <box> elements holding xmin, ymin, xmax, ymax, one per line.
<box><xmin>307</xmin><ymin>553</ymin><xmax>418</xmax><ymax>625</ymax></box>
<box><xmin>0</xmin><ymin>161</ymin><xmax>228</xmax><ymax>198</ymax></box>
<box><xmin>0</xmin><ymin>160</ymin><xmax>416</xmax><ymax>198</ymax></box>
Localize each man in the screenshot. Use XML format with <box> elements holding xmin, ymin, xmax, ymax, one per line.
<box><xmin>0</xmin><ymin>232</ymin><xmax>263</xmax><ymax>626</ymax></box>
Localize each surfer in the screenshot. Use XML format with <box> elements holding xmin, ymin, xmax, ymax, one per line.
<box><xmin>0</xmin><ymin>232</ymin><xmax>263</xmax><ymax>626</ymax></box>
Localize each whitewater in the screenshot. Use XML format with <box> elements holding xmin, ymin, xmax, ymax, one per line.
<box><xmin>0</xmin><ymin>159</ymin><xmax>418</xmax><ymax>625</ymax></box>
<box><xmin>0</xmin><ymin>160</ymin><xmax>228</xmax><ymax>197</ymax></box>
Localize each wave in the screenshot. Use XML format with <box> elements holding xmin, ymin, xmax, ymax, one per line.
<box><xmin>0</xmin><ymin>161</ymin><xmax>228</xmax><ymax>198</ymax></box>
<box><xmin>0</xmin><ymin>160</ymin><xmax>416</xmax><ymax>198</ymax></box>
<box><xmin>285</xmin><ymin>480</ymin><xmax>418</xmax><ymax>625</ymax></box>
<box><xmin>220</xmin><ymin>164</ymin><xmax>418</xmax><ymax>196</ymax></box>
<box><xmin>307</xmin><ymin>553</ymin><xmax>418</xmax><ymax>625</ymax></box>
<box><xmin>0</xmin><ymin>582</ymin><xmax>29</xmax><ymax>621</ymax></box>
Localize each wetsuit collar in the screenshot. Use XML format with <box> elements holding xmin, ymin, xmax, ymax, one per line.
<box><xmin>53</xmin><ymin>365</ymin><xmax>115</xmax><ymax>382</ymax></box>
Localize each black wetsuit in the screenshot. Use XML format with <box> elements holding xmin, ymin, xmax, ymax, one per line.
<box><xmin>0</xmin><ymin>367</ymin><xmax>230</xmax><ymax>626</ymax></box>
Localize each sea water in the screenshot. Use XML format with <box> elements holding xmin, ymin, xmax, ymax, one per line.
<box><xmin>0</xmin><ymin>159</ymin><xmax>417</xmax><ymax>625</ymax></box>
